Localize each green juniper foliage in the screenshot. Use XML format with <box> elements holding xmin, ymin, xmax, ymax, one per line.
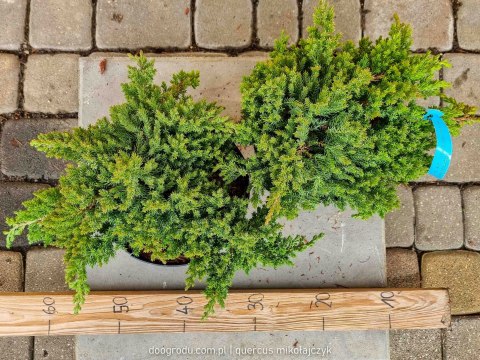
<box><xmin>4</xmin><ymin>55</ymin><xmax>315</xmax><ymax>317</ymax></box>
<box><xmin>239</xmin><ymin>0</ymin><xmax>476</xmax><ymax>222</ymax></box>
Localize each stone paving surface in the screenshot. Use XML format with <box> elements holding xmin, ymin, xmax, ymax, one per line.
<box><xmin>414</xmin><ymin>186</ymin><xmax>463</xmax><ymax>251</ymax></box>
<box><xmin>386</xmin><ymin>249</ymin><xmax>420</xmax><ymax>288</ymax></box>
<box><xmin>385</xmin><ymin>185</ymin><xmax>414</xmax><ymax>248</ymax></box>
<box><xmin>0</xmin><ymin>250</ymin><xmax>23</xmax><ymax>292</ymax></box>
<box><xmin>0</xmin><ymin>0</ymin><xmax>479</xmax><ymax>359</ymax></box>
<box><xmin>195</xmin><ymin>0</ymin><xmax>252</xmax><ymax>48</ymax></box>
<box><xmin>29</xmin><ymin>0</ymin><xmax>92</xmax><ymax>51</ymax></box>
<box><xmin>463</xmin><ymin>186</ymin><xmax>480</xmax><ymax>250</ymax></box>
<box><xmin>96</xmin><ymin>0</ymin><xmax>191</xmax><ymax>49</ymax></box>
<box><xmin>422</xmin><ymin>251</ymin><xmax>480</xmax><ymax>315</ymax></box>
<box><xmin>0</xmin><ymin>250</ymin><xmax>32</xmax><ymax>360</ymax></box>
<box><xmin>456</xmin><ymin>0</ymin><xmax>480</xmax><ymax>51</ymax></box>
<box><xmin>444</xmin><ymin>54</ymin><xmax>480</xmax><ymax>116</ymax></box>
<box><xmin>23</xmin><ymin>54</ymin><xmax>80</xmax><ymax>113</ymax></box>
<box><xmin>0</xmin><ymin>55</ymin><xmax>20</xmax><ymax>114</ymax></box>
<box><xmin>257</xmin><ymin>0</ymin><xmax>298</xmax><ymax>47</ymax></box>
<box><xmin>364</xmin><ymin>0</ymin><xmax>453</xmax><ymax>51</ymax></box>
<box><xmin>25</xmin><ymin>247</ymin><xmax>75</xmax><ymax>360</ymax></box>
<box><xmin>1</xmin><ymin>119</ymin><xmax>76</xmax><ymax>180</ymax></box>
<box><xmin>389</xmin><ymin>329</ymin><xmax>442</xmax><ymax>360</ymax></box>
<box><xmin>0</xmin><ymin>0</ymin><xmax>27</xmax><ymax>51</ymax></box>
<box><xmin>443</xmin><ymin>316</ymin><xmax>480</xmax><ymax>360</ymax></box>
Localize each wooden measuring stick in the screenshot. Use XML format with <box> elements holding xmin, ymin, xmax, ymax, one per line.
<box><xmin>0</xmin><ymin>288</ymin><xmax>450</xmax><ymax>336</ymax></box>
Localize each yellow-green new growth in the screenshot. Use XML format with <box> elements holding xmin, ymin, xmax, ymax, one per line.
<box><xmin>239</xmin><ymin>0</ymin><xmax>476</xmax><ymax>222</ymax></box>
<box><xmin>5</xmin><ymin>55</ymin><xmax>316</xmax><ymax>317</ymax></box>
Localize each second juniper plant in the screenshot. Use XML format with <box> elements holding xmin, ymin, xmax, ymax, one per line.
<box><xmin>239</xmin><ymin>0</ymin><xmax>476</xmax><ymax>223</ymax></box>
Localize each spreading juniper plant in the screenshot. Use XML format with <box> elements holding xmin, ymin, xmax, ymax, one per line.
<box><xmin>4</xmin><ymin>0</ymin><xmax>476</xmax><ymax>318</ymax></box>
<box><xmin>239</xmin><ymin>0</ymin><xmax>476</xmax><ymax>223</ymax></box>
<box><xmin>4</xmin><ymin>55</ymin><xmax>314</xmax><ymax>318</ymax></box>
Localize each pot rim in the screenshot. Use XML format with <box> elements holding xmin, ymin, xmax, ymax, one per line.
<box><xmin>125</xmin><ymin>246</ymin><xmax>190</xmax><ymax>267</ymax></box>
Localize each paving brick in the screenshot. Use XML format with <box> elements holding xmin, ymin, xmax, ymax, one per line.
<box><xmin>364</xmin><ymin>0</ymin><xmax>453</xmax><ymax>51</ymax></box>
<box><xmin>26</xmin><ymin>247</ymin><xmax>75</xmax><ymax>360</ymax></box>
<box><xmin>96</xmin><ymin>0</ymin><xmax>191</xmax><ymax>49</ymax></box>
<box><xmin>463</xmin><ymin>186</ymin><xmax>480</xmax><ymax>250</ymax></box>
<box><xmin>195</xmin><ymin>0</ymin><xmax>252</xmax><ymax>49</ymax></box>
<box><xmin>34</xmin><ymin>336</ymin><xmax>75</xmax><ymax>360</ymax></box>
<box><xmin>29</xmin><ymin>0</ymin><xmax>92</xmax><ymax>50</ymax></box>
<box><xmin>0</xmin><ymin>337</ymin><xmax>33</xmax><ymax>360</ymax></box>
<box><xmin>0</xmin><ymin>250</ymin><xmax>31</xmax><ymax>360</ymax></box>
<box><xmin>422</xmin><ymin>251</ymin><xmax>480</xmax><ymax>315</ymax></box>
<box><xmin>443</xmin><ymin>124</ymin><xmax>480</xmax><ymax>182</ymax></box>
<box><xmin>457</xmin><ymin>0</ymin><xmax>480</xmax><ymax>50</ymax></box>
<box><xmin>302</xmin><ymin>0</ymin><xmax>361</xmax><ymax>43</ymax></box>
<box><xmin>257</xmin><ymin>0</ymin><xmax>298</xmax><ymax>48</ymax></box>
<box><xmin>0</xmin><ymin>182</ymin><xmax>49</xmax><ymax>248</ymax></box>
<box><xmin>443</xmin><ymin>54</ymin><xmax>480</xmax><ymax>115</ymax></box>
<box><xmin>1</xmin><ymin>119</ymin><xmax>76</xmax><ymax>180</ymax></box>
<box><xmin>385</xmin><ymin>185</ymin><xmax>414</xmax><ymax>247</ymax></box>
<box><xmin>416</xmin><ymin>123</ymin><xmax>480</xmax><ymax>182</ymax></box>
<box><xmin>390</xmin><ymin>329</ymin><xmax>442</xmax><ymax>360</ymax></box>
<box><xmin>24</xmin><ymin>54</ymin><xmax>79</xmax><ymax>113</ymax></box>
<box><xmin>444</xmin><ymin>316</ymin><xmax>480</xmax><ymax>360</ymax></box>
<box><xmin>25</xmin><ymin>247</ymin><xmax>67</xmax><ymax>292</ymax></box>
<box><xmin>0</xmin><ymin>0</ymin><xmax>27</xmax><ymax>50</ymax></box>
<box><xmin>386</xmin><ymin>249</ymin><xmax>420</xmax><ymax>288</ymax></box>
<box><xmin>0</xmin><ymin>54</ymin><xmax>20</xmax><ymax>114</ymax></box>
<box><xmin>0</xmin><ymin>251</ymin><xmax>23</xmax><ymax>292</ymax></box>
<box><xmin>414</xmin><ymin>186</ymin><xmax>463</xmax><ymax>251</ymax></box>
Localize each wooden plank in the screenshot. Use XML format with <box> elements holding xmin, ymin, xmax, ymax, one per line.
<box><xmin>0</xmin><ymin>288</ymin><xmax>450</xmax><ymax>336</ymax></box>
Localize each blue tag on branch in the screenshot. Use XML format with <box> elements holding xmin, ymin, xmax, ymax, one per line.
<box><xmin>424</xmin><ymin>109</ymin><xmax>452</xmax><ymax>180</ymax></box>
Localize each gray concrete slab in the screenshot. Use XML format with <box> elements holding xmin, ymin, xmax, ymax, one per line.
<box><xmin>77</xmin><ymin>331</ymin><xmax>388</xmax><ymax>360</ymax></box>
<box><xmin>86</xmin><ymin>206</ymin><xmax>386</xmax><ymax>290</ymax></box>
<box><xmin>79</xmin><ymin>56</ymin><xmax>262</xmax><ymax>126</ymax></box>
<box><xmin>78</xmin><ymin>56</ymin><xmax>389</xmax><ymax>360</ymax></box>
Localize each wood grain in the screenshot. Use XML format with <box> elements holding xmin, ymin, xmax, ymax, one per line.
<box><xmin>0</xmin><ymin>288</ymin><xmax>450</xmax><ymax>336</ymax></box>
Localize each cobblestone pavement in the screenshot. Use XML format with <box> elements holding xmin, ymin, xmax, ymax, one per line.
<box><xmin>0</xmin><ymin>1</ymin><xmax>479</xmax><ymax>359</ymax></box>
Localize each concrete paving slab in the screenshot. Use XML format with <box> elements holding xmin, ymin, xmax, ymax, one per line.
<box><xmin>86</xmin><ymin>206</ymin><xmax>386</xmax><ymax>290</ymax></box>
<box><xmin>78</xmin><ymin>56</ymin><xmax>388</xmax><ymax>360</ymax></box>
<box><xmin>77</xmin><ymin>330</ymin><xmax>388</xmax><ymax>360</ymax></box>
<box><xmin>79</xmin><ymin>56</ymin><xmax>262</xmax><ymax>126</ymax></box>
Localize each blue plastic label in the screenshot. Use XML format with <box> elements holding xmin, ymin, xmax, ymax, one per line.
<box><xmin>424</xmin><ymin>109</ymin><xmax>452</xmax><ymax>180</ymax></box>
